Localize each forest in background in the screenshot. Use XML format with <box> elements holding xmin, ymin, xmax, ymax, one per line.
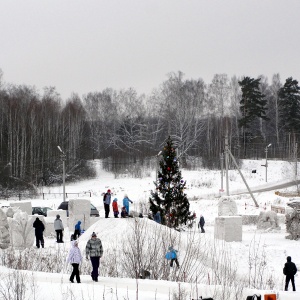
<box><xmin>0</xmin><ymin>70</ymin><xmax>299</xmax><ymax>193</ymax></box>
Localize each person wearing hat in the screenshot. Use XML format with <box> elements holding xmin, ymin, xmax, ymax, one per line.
<box><xmin>85</xmin><ymin>232</ymin><xmax>103</xmax><ymax>282</ymax></box>
<box><xmin>54</xmin><ymin>214</ymin><xmax>64</xmax><ymax>243</ymax></box>
<box><xmin>67</xmin><ymin>240</ymin><xmax>82</xmax><ymax>283</ymax></box>
<box><xmin>166</xmin><ymin>246</ymin><xmax>179</xmax><ymax>268</ymax></box>
<box><xmin>73</xmin><ymin>220</ymin><xmax>82</xmax><ymax>240</ymax></box>
<box><xmin>112</xmin><ymin>198</ymin><xmax>119</xmax><ymax>218</ymax></box>
<box><xmin>33</xmin><ymin>217</ymin><xmax>45</xmax><ymax>248</ymax></box>
<box><xmin>103</xmin><ymin>189</ymin><xmax>112</xmax><ymax>218</ymax></box>
<box><xmin>123</xmin><ymin>194</ymin><xmax>133</xmax><ymax>215</ymax></box>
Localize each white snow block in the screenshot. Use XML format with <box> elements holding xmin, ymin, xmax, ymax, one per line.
<box><xmin>218</xmin><ymin>197</ymin><xmax>237</xmax><ymax>216</ymax></box>
<box><xmin>8</xmin><ymin>211</ymin><xmax>35</xmax><ymax>249</ymax></box>
<box><xmin>0</xmin><ymin>208</ymin><xmax>11</xmax><ymax>249</ymax></box>
<box><xmin>214</xmin><ymin>216</ymin><xmax>242</xmax><ymax>242</ymax></box>
<box><xmin>68</xmin><ymin>199</ymin><xmax>90</xmax><ymax>231</ymax></box>
<box><xmin>10</xmin><ymin>201</ymin><xmax>32</xmax><ymax>216</ymax></box>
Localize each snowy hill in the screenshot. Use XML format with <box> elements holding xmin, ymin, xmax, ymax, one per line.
<box><xmin>0</xmin><ymin>159</ymin><xmax>300</xmax><ymax>299</ymax></box>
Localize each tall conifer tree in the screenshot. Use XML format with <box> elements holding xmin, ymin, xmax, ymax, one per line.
<box><xmin>149</xmin><ymin>136</ymin><xmax>192</xmax><ymax>228</ymax></box>
<box><xmin>278</xmin><ymin>77</ymin><xmax>300</xmax><ymax>134</ymax></box>
<box><xmin>238</xmin><ymin>76</ymin><xmax>268</xmax><ymax>128</ymax></box>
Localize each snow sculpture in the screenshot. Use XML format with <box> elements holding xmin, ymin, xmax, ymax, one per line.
<box><xmin>215</xmin><ymin>196</ymin><xmax>242</xmax><ymax>242</ymax></box>
<box><xmin>257</xmin><ymin>210</ymin><xmax>280</xmax><ymax>231</ymax></box>
<box><xmin>7</xmin><ymin>211</ymin><xmax>34</xmax><ymax>249</ymax></box>
<box><xmin>285</xmin><ymin>201</ymin><xmax>300</xmax><ymax>240</ymax></box>
<box><xmin>0</xmin><ymin>208</ymin><xmax>11</xmax><ymax>249</ymax></box>
<box><xmin>5</xmin><ymin>207</ymin><xmax>18</xmax><ymax>218</ymax></box>
<box><xmin>218</xmin><ymin>197</ymin><xmax>238</xmax><ymax>216</ymax></box>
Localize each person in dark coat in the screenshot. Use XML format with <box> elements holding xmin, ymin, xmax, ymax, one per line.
<box><xmin>73</xmin><ymin>221</ymin><xmax>81</xmax><ymax>240</ymax></box>
<box><xmin>103</xmin><ymin>189</ymin><xmax>112</xmax><ymax>218</ymax></box>
<box><xmin>33</xmin><ymin>217</ymin><xmax>45</xmax><ymax>248</ymax></box>
<box><xmin>121</xmin><ymin>206</ymin><xmax>128</xmax><ymax>218</ymax></box>
<box><xmin>198</xmin><ymin>215</ymin><xmax>205</xmax><ymax>233</ymax></box>
<box><xmin>283</xmin><ymin>256</ymin><xmax>297</xmax><ymax>291</ymax></box>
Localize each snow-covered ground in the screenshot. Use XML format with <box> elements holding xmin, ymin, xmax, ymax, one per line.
<box><xmin>1</xmin><ymin>159</ymin><xmax>300</xmax><ymax>300</ymax></box>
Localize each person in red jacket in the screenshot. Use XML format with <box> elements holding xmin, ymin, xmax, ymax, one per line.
<box><xmin>112</xmin><ymin>198</ymin><xmax>119</xmax><ymax>218</ymax></box>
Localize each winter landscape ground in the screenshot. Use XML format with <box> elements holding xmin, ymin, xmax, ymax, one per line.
<box><xmin>0</xmin><ymin>159</ymin><xmax>300</xmax><ymax>300</ymax></box>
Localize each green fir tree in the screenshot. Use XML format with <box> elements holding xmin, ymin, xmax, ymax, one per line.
<box><xmin>149</xmin><ymin>136</ymin><xmax>192</xmax><ymax>228</ymax></box>
<box><xmin>278</xmin><ymin>77</ymin><xmax>300</xmax><ymax>134</ymax></box>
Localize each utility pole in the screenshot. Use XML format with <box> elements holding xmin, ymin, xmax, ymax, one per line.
<box><xmin>225</xmin><ymin>135</ymin><xmax>229</xmax><ymax>196</ymax></box>
<box><xmin>295</xmin><ymin>143</ymin><xmax>298</xmax><ymax>178</ymax></box>
<box><xmin>223</xmin><ymin>136</ymin><xmax>258</xmax><ymax>207</ymax></box>
<box><xmin>57</xmin><ymin>146</ymin><xmax>66</xmax><ymax>202</ymax></box>
<box><xmin>263</xmin><ymin>144</ymin><xmax>272</xmax><ymax>182</ymax></box>
<box><xmin>220</xmin><ymin>152</ymin><xmax>224</xmax><ymax>192</ymax></box>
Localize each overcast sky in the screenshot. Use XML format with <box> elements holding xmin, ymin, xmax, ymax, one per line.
<box><xmin>1</xmin><ymin>0</ymin><xmax>300</xmax><ymax>100</ymax></box>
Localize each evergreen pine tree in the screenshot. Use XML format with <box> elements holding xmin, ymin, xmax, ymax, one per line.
<box><xmin>149</xmin><ymin>136</ymin><xmax>192</xmax><ymax>228</ymax></box>
<box><xmin>278</xmin><ymin>77</ymin><xmax>300</xmax><ymax>134</ymax></box>
<box><xmin>238</xmin><ymin>76</ymin><xmax>268</xmax><ymax>128</ymax></box>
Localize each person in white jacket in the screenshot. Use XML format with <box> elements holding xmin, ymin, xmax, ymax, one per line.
<box><xmin>67</xmin><ymin>240</ymin><xmax>83</xmax><ymax>283</ymax></box>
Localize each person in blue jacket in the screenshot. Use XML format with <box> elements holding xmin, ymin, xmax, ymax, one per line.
<box><xmin>123</xmin><ymin>194</ymin><xmax>133</xmax><ymax>214</ymax></box>
<box><xmin>166</xmin><ymin>246</ymin><xmax>179</xmax><ymax>268</ymax></box>
<box><xmin>154</xmin><ymin>211</ymin><xmax>161</xmax><ymax>224</ymax></box>
<box><xmin>74</xmin><ymin>221</ymin><xmax>81</xmax><ymax>240</ymax></box>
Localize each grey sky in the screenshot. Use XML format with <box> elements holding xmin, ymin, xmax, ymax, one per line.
<box><xmin>1</xmin><ymin>0</ymin><xmax>300</xmax><ymax>99</ymax></box>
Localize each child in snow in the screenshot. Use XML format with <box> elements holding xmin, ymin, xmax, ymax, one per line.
<box><xmin>112</xmin><ymin>198</ymin><xmax>119</xmax><ymax>218</ymax></box>
<box><xmin>165</xmin><ymin>246</ymin><xmax>179</xmax><ymax>268</ymax></box>
<box><xmin>121</xmin><ymin>206</ymin><xmax>128</xmax><ymax>218</ymax></box>
<box><xmin>74</xmin><ymin>221</ymin><xmax>81</xmax><ymax>240</ymax></box>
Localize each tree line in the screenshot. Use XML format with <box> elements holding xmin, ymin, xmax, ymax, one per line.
<box><xmin>0</xmin><ymin>70</ymin><xmax>299</xmax><ymax>189</ymax></box>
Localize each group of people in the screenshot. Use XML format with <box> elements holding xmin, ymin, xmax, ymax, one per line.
<box><xmin>103</xmin><ymin>189</ymin><xmax>133</xmax><ymax>218</ymax></box>
<box><xmin>34</xmin><ymin>212</ymin><xmax>299</xmax><ymax>291</ymax></box>
<box><xmin>33</xmin><ymin>214</ymin><xmax>66</xmax><ymax>248</ymax></box>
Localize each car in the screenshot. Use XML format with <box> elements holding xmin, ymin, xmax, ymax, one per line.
<box><xmin>57</xmin><ymin>201</ymin><xmax>100</xmax><ymax>217</ymax></box>
<box><xmin>32</xmin><ymin>206</ymin><xmax>53</xmax><ymax>216</ymax></box>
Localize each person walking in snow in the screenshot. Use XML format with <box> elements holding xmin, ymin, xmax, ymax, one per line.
<box><xmin>165</xmin><ymin>246</ymin><xmax>179</xmax><ymax>268</ymax></box>
<box><xmin>112</xmin><ymin>198</ymin><xmax>119</xmax><ymax>218</ymax></box>
<box><xmin>283</xmin><ymin>256</ymin><xmax>297</xmax><ymax>291</ymax></box>
<box><xmin>85</xmin><ymin>232</ymin><xmax>103</xmax><ymax>282</ymax></box>
<box><xmin>33</xmin><ymin>217</ymin><xmax>45</xmax><ymax>248</ymax></box>
<box><xmin>74</xmin><ymin>221</ymin><xmax>81</xmax><ymax>240</ymax></box>
<box><xmin>198</xmin><ymin>215</ymin><xmax>205</xmax><ymax>233</ymax></box>
<box><xmin>67</xmin><ymin>240</ymin><xmax>82</xmax><ymax>283</ymax></box>
<box><xmin>103</xmin><ymin>189</ymin><xmax>112</xmax><ymax>218</ymax></box>
<box><xmin>123</xmin><ymin>194</ymin><xmax>133</xmax><ymax>215</ymax></box>
<box><xmin>54</xmin><ymin>214</ymin><xmax>64</xmax><ymax>243</ymax></box>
